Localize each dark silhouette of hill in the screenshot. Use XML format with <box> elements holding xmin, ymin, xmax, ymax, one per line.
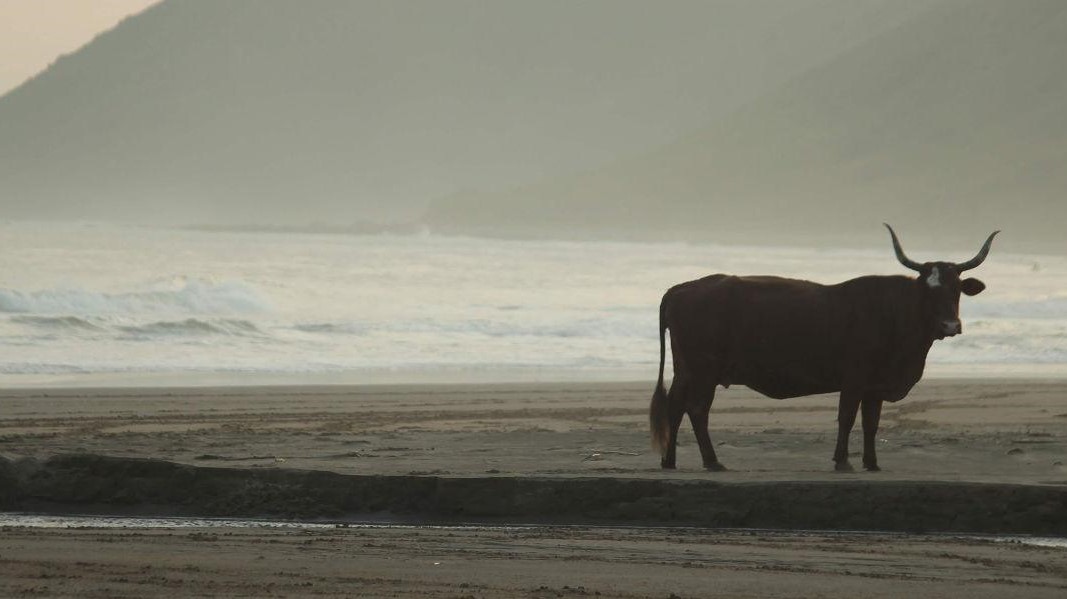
<box><xmin>0</xmin><ymin>0</ymin><xmax>927</xmax><ymax>226</ymax></box>
<box><xmin>428</xmin><ymin>0</ymin><xmax>1067</xmax><ymax>252</ymax></box>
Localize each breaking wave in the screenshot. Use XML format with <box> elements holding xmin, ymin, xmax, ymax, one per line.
<box><xmin>292</xmin><ymin>322</ymin><xmax>371</xmax><ymax>335</ymax></box>
<box><xmin>0</xmin><ymin>279</ymin><xmax>270</xmax><ymax>316</ymax></box>
<box><xmin>8</xmin><ymin>315</ymin><xmax>264</xmax><ymax>339</ymax></box>
<box><xmin>10</xmin><ymin>315</ymin><xmax>104</xmax><ymax>331</ymax></box>
<box><xmin>118</xmin><ymin>319</ymin><xmax>263</xmax><ymax>337</ymax></box>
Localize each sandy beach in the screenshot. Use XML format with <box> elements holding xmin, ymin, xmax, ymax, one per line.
<box><xmin>2</xmin><ymin>378</ymin><xmax>1066</xmax><ymax>597</ymax></box>
<box><xmin>3</xmin><ymin>379</ymin><xmax>1065</xmax><ymax>482</ymax></box>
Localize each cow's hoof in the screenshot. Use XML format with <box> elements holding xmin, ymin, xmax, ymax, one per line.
<box><xmin>864</xmin><ymin>463</ymin><xmax>881</xmax><ymax>472</ymax></box>
<box><xmin>705</xmin><ymin>462</ymin><xmax>728</xmax><ymax>472</ymax></box>
<box><xmin>834</xmin><ymin>461</ymin><xmax>854</xmax><ymax>473</ymax></box>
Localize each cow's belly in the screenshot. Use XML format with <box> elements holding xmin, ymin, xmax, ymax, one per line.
<box><xmin>737</xmin><ymin>368</ymin><xmax>841</xmax><ymax>400</ymax></box>
<box><xmin>721</xmin><ymin>338</ymin><xmax>842</xmax><ymax>399</ymax></box>
<box><xmin>732</xmin><ymin>350</ymin><xmax>924</xmax><ymax>401</ymax></box>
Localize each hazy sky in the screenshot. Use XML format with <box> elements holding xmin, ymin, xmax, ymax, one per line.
<box><xmin>0</xmin><ymin>0</ymin><xmax>158</xmax><ymax>95</ymax></box>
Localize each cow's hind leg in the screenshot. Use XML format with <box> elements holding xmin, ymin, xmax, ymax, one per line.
<box><xmin>833</xmin><ymin>391</ymin><xmax>861</xmax><ymax>472</ymax></box>
<box><xmin>660</xmin><ymin>376</ymin><xmax>688</xmax><ymax>469</ymax></box>
<box><xmin>687</xmin><ymin>380</ymin><xmax>725</xmax><ymax>471</ymax></box>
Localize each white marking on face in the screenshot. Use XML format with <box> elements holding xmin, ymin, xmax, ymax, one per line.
<box><xmin>926</xmin><ymin>266</ymin><xmax>941</xmax><ymax>288</ymax></box>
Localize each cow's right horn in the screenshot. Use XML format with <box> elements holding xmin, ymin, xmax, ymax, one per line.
<box><xmin>883</xmin><ymin>223</ymin><xmax>922</xmax><ymax>272</ymax></box>
<box><xmin>956</xmin><ymin>230</ymin><xmax>1000</xmax><ymax>272</ymax></box>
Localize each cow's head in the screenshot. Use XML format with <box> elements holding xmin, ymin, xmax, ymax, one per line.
<box><xmin>884</xmin><ymin>223</ymin><xmax>998</xmax><ymax>340</ymax></box>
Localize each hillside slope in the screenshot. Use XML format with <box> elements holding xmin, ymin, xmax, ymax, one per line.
<box><xmin>429</xmin><ymin>0</ymin><xmax>1067</xmax><ymax>251</ymax></box>
<box><xmin>0</xmin><ymin>0</ymin><xmax>928</xmax><ymax>226</ymax></box>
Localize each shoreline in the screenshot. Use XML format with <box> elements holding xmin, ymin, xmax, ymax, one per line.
<box><xmin>3</xmin><ymin>362</ymin><xmax>1066</xmax><ymax>389</ymax></box>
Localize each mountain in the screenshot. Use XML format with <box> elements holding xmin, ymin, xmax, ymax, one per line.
<box><xmin>428</xmin><ymin>0</ymin><xmax>1067</xmax><ymax>252</ymax></box>
<box><xmin>0</xmin><ymin>0</ymin><xmax>928</xmax><ymax>226</ymax></box>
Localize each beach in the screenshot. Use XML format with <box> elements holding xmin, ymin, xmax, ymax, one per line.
<box><xmin>3</xmin><ymin>379</ymin><xmax>1065</xmax><ymax>483</ymax></box>
<box><xmin>2</xmin><ymin>378</ymin><xmax>1066</xmax><ymax>597</ymax></box>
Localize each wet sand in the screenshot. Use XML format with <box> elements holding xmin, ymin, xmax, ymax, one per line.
<box><xmin>2</xmin><ymin>379</ymin><xmax>1066</xmax><ymax>597</ymax></box>
<box><xmin>1</xmin><ymin>525</ymin><xmax>1065</xmax><ymax>598</ymax></box>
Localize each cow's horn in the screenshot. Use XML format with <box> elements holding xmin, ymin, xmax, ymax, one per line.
<box><xmin>883</xmin><ymin>223</ymin><xmax>923</xmax><ymax>272</ymax></box>
<box><xmin>956</xmin><ymin>230</ymin><xmax>1000</xmax><ymax>272</ymax></box>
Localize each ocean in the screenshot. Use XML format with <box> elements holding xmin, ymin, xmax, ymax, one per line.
<box><xmin>0</xmin><ymin>221</ymin><xmax>1063</xmax><ymax>386</ymax></box>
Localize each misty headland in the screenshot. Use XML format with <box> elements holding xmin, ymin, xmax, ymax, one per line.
<box><xmin>1</xmin><ymin>0</ymin><xmax>1063</xmax><ymax>252</ymax></box>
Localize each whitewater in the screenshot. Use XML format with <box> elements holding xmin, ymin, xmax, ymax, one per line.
<box><xmin>0</xmin><ymin>221</ymin><xmax>1063</xmax><ymax>387</ymax></box>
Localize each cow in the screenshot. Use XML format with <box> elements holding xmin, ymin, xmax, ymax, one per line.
<box><xmin>649</xmin><ymin>224</ymin><xmax>998</xmax><ymax>472</ymax></box>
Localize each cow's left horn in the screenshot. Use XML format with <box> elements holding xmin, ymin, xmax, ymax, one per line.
<box><xmin>956</xmin><ymin>230</ymin><xmax>1000</xmax><ymax>272</ymax></box>
<box><xmin>884</xmin><ymin>223</ymin><xmax>922</xmax><ymax>272</ymax></box>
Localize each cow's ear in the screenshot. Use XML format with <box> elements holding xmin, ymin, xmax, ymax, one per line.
<box><xmin>961</xmin><ymin>278</ymin><xmax>986</xmax><ymax>296</ymax></box>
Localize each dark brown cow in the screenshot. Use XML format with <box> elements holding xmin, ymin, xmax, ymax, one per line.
<box><xmin>650</xmin><ymin>224</ymin><xmax>998</xmax><ymax>472</ymax></box>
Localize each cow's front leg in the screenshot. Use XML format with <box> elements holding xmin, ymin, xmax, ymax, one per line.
<box><xmin>861</xmin><ymin>396</ymin><xmax>884</xmax><ymax>471</ymax></box>
<box><xmin>833</xmin><ymin>392</ymin><xmax>861</xmax><ymax>472</ymax></box>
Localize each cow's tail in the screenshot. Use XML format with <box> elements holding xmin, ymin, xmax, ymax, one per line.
<box><xmin>649</xmin><ymin>296</ymin><xmax>670</xmax><ymax>455</ymax></box>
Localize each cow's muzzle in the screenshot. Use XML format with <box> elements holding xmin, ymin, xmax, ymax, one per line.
<box><xmin>940</xmin><ymin>320</ymin><xmax>962</xmax><ymax>337</ymax></box>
